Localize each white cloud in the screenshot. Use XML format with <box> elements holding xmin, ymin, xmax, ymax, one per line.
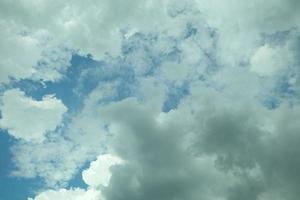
<box><xmin>1</xmin><ymin>0</ymin><xmax>299</xmax><ymax>199</ymax></box>
<box><xmin>0</xmin><ymin>21</ymin><xmax>41</xmax><ymax>83</ymax></box>
<box><xmin>250</xmin><ymin>44</ymin><xmax>292</xmax><ymax>76</ymax></box>
<box><xmin>28</xmin><ymin>188</ymin><xmax>102</xmax><ymax>200</ymax></box>
<box><xmin>195</xmin><ymin>0</ymin><xmax>300</xmax><ymax>66</ymax></box>
<box><xmin>28</xmin><ymin>154</ymin><xmax>123</xmax><ymax>200</ymax></box>
<box><xmin>161</xmin><ymin>61</ymin><xmax>189</xmax><ymax>83</ymax></box>
<box><xmin>0</xmin><ymin>0</ymin><xmax>178</xmax><ymax>84</ymax></box>
<box><xmin>11</xmin><ymin>135</ymin><xmax>99</xmax><ymax>187</ymax></box>
<box><xmin>82</xmin><ymin>154</ymin><xmax>124</xmax><ymax>188</ymax></box>
<box><xmin>0</xmin><ymin>0</ymin><xmax>172</xmax><ymax>61</ymax></box>
<box><xmin>0</xmin><ymin>20</ymin><xmax>72</xmax><ymax>84</ymax></box>
<box><xmin>1</xmin><ymin>0</ymin><xmax>299</xmax><ymax>84</ymax></box>
<box><xmin>0</xmin><ymin>89</ymin><xmax>67</xmax><ymax>142</ymax></box>
<box><xmin>10</xmin><ymin>83</ymin><xmax>119</xmax><ymax>186</ymax></box>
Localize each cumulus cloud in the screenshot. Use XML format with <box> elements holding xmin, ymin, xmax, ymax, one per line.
<box><xmin>250</xmin><ymin>44</ymin><xmax>292</xmax><ymax>76</ymax></box>
<box><xmin>0</xmin><ymin>89</ymin><xmax>67</xmax><ymax>142</ymax></box>
<box><xmin>1</xmin><ymin>0</ymin><xmax>300</xmax><ymax>83</ymax></box>
<box><xmin>28</xmin><ymin>153</ymin><xmax>123</xmax><ymax>200</ymax></box>
<box><xmin>28</xmin><ymin>188</ymin><xmax>101</xmax><ymax>200</ymax></box>
<box><xmin>0</xmin><ymin>0</ymin><xmax>208</xmax><ymax>84</ymax></box>
<box><xmin>1</xmin><ymin>0</ymin><xmax>300</xmax><ymax>200</ymax></box>
<box><xmin>195</xmin><ymin>0</ymin><xmax>300</xmax><ymax>66</ymax></box>
<box><xmin>0</xmin><ymin>20</ymin><xmax>72</xmax><ymax>84</ymax></box>
<box><xmin>82</xmin><ymin>154</ymin><xmax>124</xmax><ymax>188</ymax></box>
<box><xmin>0</xmin><ymin>21</ymin><xmax>41</xmax><ymax>83</ymax></box>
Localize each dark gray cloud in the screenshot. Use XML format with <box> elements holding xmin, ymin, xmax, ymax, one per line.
<box><xmin>98</xmin><ymin>97</ymin><xmax>233</xmax><ymax>200</ymax></box>
<box><xmin>96</xmin><ymin>85</ymin><xmax>300</xmax><ymax>200</ymax></box>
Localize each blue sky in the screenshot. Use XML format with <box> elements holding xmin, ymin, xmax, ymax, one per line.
<box><xmin>1</xmin><ymin>1</ymin><xmax>300</xmax><ymax>200</ymax></box>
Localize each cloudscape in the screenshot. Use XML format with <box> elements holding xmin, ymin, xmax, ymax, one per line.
<box><xmin>1</xmin><ymin>0</ymin><xmax>300</xmax><ymax>199</ymax></box>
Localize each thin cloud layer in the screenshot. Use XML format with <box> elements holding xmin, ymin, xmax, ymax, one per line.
<box><xmin>0</xmin><ymin>1</ymin><xmax>300</xmax><ymax>200</ymax></box>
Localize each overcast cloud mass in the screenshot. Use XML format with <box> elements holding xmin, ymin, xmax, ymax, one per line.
<box><xmin>1</xmin><ymin>0</ymin><xmax>300</xmax><ymax>199</ymax></box>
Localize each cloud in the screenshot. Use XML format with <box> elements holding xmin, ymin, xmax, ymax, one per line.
<box><xmin>194</xmin><ymin>0</ymin><xmax>300</xmax><ymax>66</ymax></box>
<box><xmin>10</xmin><ymin>83</ymin><xmax>121</xmax><ymax>186</ymax></box>
<box><xmin>0</xmin><ymin>0</ymin><xmax>205</xmax><ymax>85</ymax></box>
<box><xmin>0</xmin><ymin>20</ymin><xmax>72</xmax><ymax>84</ymax></box>
<box><xmin>250</xmin><ymin>44</ymin><xmax>292</xmax><ymax>76</ymax></box>
<box><xmin>1</xmin><ymin>0</ymin><xmax>299</xmax><ymax>84</ymax></box>
<box><xmin>11</xmin><ymin>136</ymin><xmax>89</xmax><ymax>186</ymax></box>
<box><xmin>0</xmin><ymin>21</ymin><xmax>41</xmax><ymax>83</ymax></box>
<box><xmin>1</xmin><ymin>0</ymin><xmax>300</xmax><ymax>199</ymax></box>
<box><xmin>28</xmin><ymin>188</ymin><xmax>102</xmax><ymax>200</ymax></box>
<box><xmin>0</xmin><ymin>89</ymin><xmax>67</xmax><ymax>142</ymax></box>
<box><xmin>0</xmin><ymin>0</ymin><xmax>173</xmax><ymax>63</ymax></box>
<box><xmin>29</xmin><ymin>80</ymin><xmax>300</xmax><ymax>199</ymax></box>
<box><xmin>96</xmin><ymin>80</ymin><xmax>300</xmax><ymax>200</ymax></box>
<box><xmin>82</xmin><ymin>154</ymin><xmax>124</xmax><ymax>188</ymax></box>
<box><xmin>97</xmin><ymin>99</ymin><xmax>232</xmax><ymax>200</ymax></box>
<box><xmin>28</xmin><ymin>153</ymin><xmax>123</xmax><ymax>200</ymax></box>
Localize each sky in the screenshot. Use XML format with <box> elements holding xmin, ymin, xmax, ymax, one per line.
<box><xmin>1</xmin><ymin>0</ymin><xmax>300</xmax><ymax>199</ymax></box>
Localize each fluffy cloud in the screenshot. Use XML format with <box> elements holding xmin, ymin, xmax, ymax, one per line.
<box><xmin>28</xmin><ymin>153</ymin><xmax>123</xmax><ymax>200</ymax></box>
<box><xmin>10</xmin><ymin>83</ymin><xmax>122</xmax><ymax>186</ymax></box>
<box><xmin>0</xmin><ymin>20</ymin><xmax>72</xmax><ymax>84</ymax></box>
<box><xmin>27</xmin><ymin>65</ymin><xmax>300</xmax><ymax>199</ymax></box>
<box><xmin>0</xmin><ymin>21</ymin><xmax>41</xmax><ymax>83</ymax></box>
<box><xmin>94</xmin><ymin>80</ymin><xmax>300</xmax><ymax>200</ymax></box>
<box><xmin>28</xmin><ymin>188</ymin><xmax>101</xmax><ymax>200</ymax></box>
<box><xmin>82</xmin><ymin>154</ymin><xmax>124</xmax><ymax>188</ymax></box>
<box><xmin>1</xmin><ymin>0</ymin><xmax>300</xmax><ymax>83</ymax></box>
<box><xmin>1</xmin><ymin>0</ymin><xmax>300</xmax><ymax>200</ymax></box>
<box><xmin>250</xmin><ymin>44</ymin><xmax>292</xmax><ymax>76</ymax></box>
<box><xmin>195</xmin><ymin>0</ymin><xmax>300</xmax><ymax>66</ymax></box>
<box><xmin>0</xmin><ymin>0</ymin><xmax>209</xmax><ymax>84</ymax></box>
<box><xmin>95</xmin><ymin>97</ymin><xmax>234</xmax><ymax>200</ymax></box>
<box><xmin>0</xmin><ymin>89</ymin><xmax>67</xmax><ymax>142</ymax></box>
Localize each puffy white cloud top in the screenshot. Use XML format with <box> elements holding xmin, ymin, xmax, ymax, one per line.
<box><xmin>82</xmin><ymin>154</ymin><xmax>124</xmax><ymax>188</ymax></box>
